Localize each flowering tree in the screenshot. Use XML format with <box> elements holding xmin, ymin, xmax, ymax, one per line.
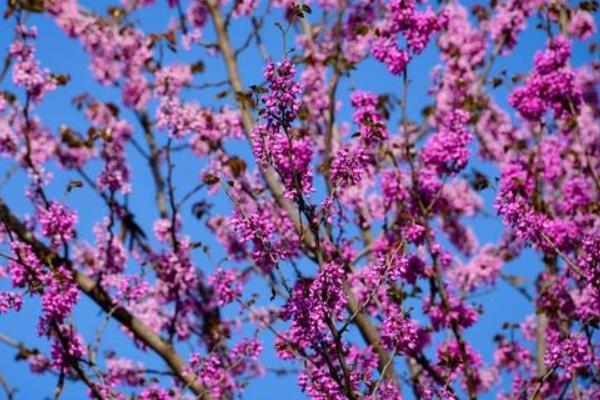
<box><xmin>0</xmin><ymin>0</ymin><xmax>598</xmax><ymax>398</ymax></box>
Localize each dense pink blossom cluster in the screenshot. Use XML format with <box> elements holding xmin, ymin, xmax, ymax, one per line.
<box><xmin>208</xmin><ymin>268</ymin><xmax>243</xmax><ymax>306</ymax></box>
<box><xmin>280</xmin><ymin>261</ymin><xmax>346</xmax><ymax>348</ymax></box>
<box><xmin>252</xmin><ymin>60</ymin><xmax>313</xmax><ymax>198</ymax></box>
<box><xmin>50</xmin><ymin>325</ymin><xmax>86</xmax><ymax>371</ymax></box>
<box><xmin>38</xmin><ymin>202</ymin><xmax>78</xmax><ymax>248</ymax></box>
<box><xmin>10</xmin><ymin>30</ymin><xmax>56</xmax><ymax>104</ymax></box>
<box><xmin>567</xmin><ymin>10</ymin><xmax>597</xmax><ymax>39</ymax></box>
<box><xmin>510</xmin><ymin>36</ymin><xmax>582</xmax><ymax>121</ymax></box>
<box><xmin>487</xmin><ymin>0</ymin><xmax>541</xmax><ymax>52</ymax></box>
<box><xmin>372</xmin><ymin>0</ymin><xmax>447</xmax><ymax>74</ymax></box>
<box><xmin>350</xmin><ymin>91</ymin><xmax>388</xmax><ymax>144</ymax></box>
<box><xmin>0</xmin><ymin>291</ymin><xmax>22</xmax><ymax>314</ymax></box>
<box><xmin>262</xmin><ymin>59</ymin><xmax>302</xmax><ymax>129</ymax></box>
<box><xmin>381</xmin><ymin>305</ymin><xmax>429</xmax><ymax>355</ymax></box>
<box><xmin>421</xmin><ymin>109</ymin><xmax>472</xmax><ymax>174</ymax></box>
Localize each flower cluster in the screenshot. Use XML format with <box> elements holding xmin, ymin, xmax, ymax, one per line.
<box><xmin>39</xmin><ymin>265</ymin><xmax>79</xmax><ymax>333</ymax></box>
<box><xmin>262</xmin><ymin>59</ymin><xmax>302</xmax><ymax>129</ymax></box>
<box><xmin>449</xmin><ymin>245</ymin><xmax>503</xmax><ymax>292</ymax></box>
<box><xmin>545</xmin><ymin>331</ymin><xmax>592</xmax><ymax>379</ymax></box>
<box><xmin>510</xmin><ymin>37</ymin><xmax>582</xmax><ymax>122</ymax></box>
<box><xmin>154</xmin><ymin>64</ymin><xmax>192</xmax><ymax>97</ymax></box>
<box><xmin>38</xmin><ymin>202</ymin><xmax>78</xmax><ymax>248</ymax></box>
<box><xmin>91</xmin><ymin>218</ymin><xmax>127</xmax><ymax>276</ymax></box>
<box><xmin>568</xmin><ymin>11</ymin><xmax>596</xmax><ymax>40</ymax></box>
<box><xmin>86</xmin><ymin>102</ymin><xmax>133</xmax><ymax>193</ymax></box>
<box><xmin>372</xmin><ymin>0</ymin><xmax>447</xmax><ymax>74</ymax></box>
<box><xmin>330</xmin><ymin>144</ymin><xmax>373</xmax><ymax>189</ymax></box>
<box><xmin>350</xmin><ymin>91</ymin><xmax>388</xmax><ymax>144</ymax></box>
<box><xmin>50</xmin><ymin>326</ymin><xmax>86</xmax><ymax>371</ymax></box>
<box><xmin>0</xmin><ymin>292</ymin><xmax>22</xmax><ymax>314</ymax></box>
<box><xmin>280</xmin><ymin>262</ymin><xmax>346</xmax><ymax>348</ymax></box>
<box><xmin>10</xmin><ymin>29</ymin><xmax>57</xmax><ymax>104</ymax></box>
<box><xmin>488</xmin><ymin>0</ymin><xmax>540</xmax><ymax>52</ymax></box>
<box><xmin>421</xmin><ymin>109</ymin><xmax>472</xmax><ymax>174</ymax></box>
<box><xmin>251</xmin><ymin>61</ymin><xmax>314</xmax><ymax>198</ymax></box>
<box><xmin>381</xmin><ymin>305</ymin><xmax>429</xmax><ymax>354</ymax></box>
<box><xmin>208</xmin><ymin>268</ymin><xmax>243</xmax><ymax>306</ymax></box>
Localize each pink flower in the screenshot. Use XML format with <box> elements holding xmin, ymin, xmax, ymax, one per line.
<box><xmin>381</xmin><ymin>305</ymin><xmax>429</xmax><ymax>354</ymax></box>
<box><xmin>38</xmin><ymin>202</ymin><xmax>78</xmax><ymax>248</ymax></box>
<box><xmin>0</xmin><ymin>292</ymin><xmax>22</xmax><ymax>314</ymax></box>
<box><xmin>39</xmin><ymin>265</ymin><xmax>79</xmax><ymax>333</ymax></box>
<box><xmin>155</xmin><ymin>64</ymin><xmax>192</xmax><ymax>97</ymax></box>
<box><xmin>50</xmin><ymin>326</ymin><xmax>86</xmax><ymax>371</ymax></box>
<box><xmin>209</xmin><ymin>268</ymin><xmax>243</xmax><ymax>306</ymax></box>
<box><xmin>232</xmin><ymin>0</ymin><xmax>259</xmax><ymax>17</ymax></box>
<box><xmin>510</xmin><ymin>37</ymin><xmax>581</xmax><ymax>121</ymax></box>
<box><xmin>10</xmin><ymin>39</ymin><xmax>56</xmax><ymax>103</ymax></box>
<box><xmin>568</xmin><ymin>11</ymin><xmax>596</xmax><ymax>40</ymax></box>
<box><xmin>450</xmin><ymin>245</ymin><xmax>503</xmax><ymax>292</ymax></box>
<box><xmin>422</xmin><ymin>110</ymin><xmax>472</xmax><ymax>173</ymax></box>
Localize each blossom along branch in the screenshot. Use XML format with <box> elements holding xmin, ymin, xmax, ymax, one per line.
<box><xmin>0</xmin><ymin>198</ymin><xmax>214</xmax><ymax>399</ymax></box>
<box><xmin>0</xmin><ymin>0</ymin><xmax>599</xmax><ymax>399</ymax></box>
<box><xmin>206</xmin><ymin>0</ymin><xmax>403</xmax><ymax>385</ymax></box>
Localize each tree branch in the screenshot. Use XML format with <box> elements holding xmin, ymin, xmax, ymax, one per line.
<box><xmin>0</xmin><ymin>198</ymin><xmax>213</xmax><ymax>400</ymax></box>
<box><xmin>205</xmin><ymin>0</ymin><xmax>400</xmax><ymax>386</ymax></box>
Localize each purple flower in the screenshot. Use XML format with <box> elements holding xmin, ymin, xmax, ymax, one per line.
<box><xmin>38</xmin><ymin>202</ymin><xmax>78</xmax><ymax>248</ymax></box>
<box><xmin>209</xmin><ymin>268</ymin><xmax>243</xmax><ymax>306</ymax></box>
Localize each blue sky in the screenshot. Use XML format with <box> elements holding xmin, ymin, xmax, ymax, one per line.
<box><xmin>0</xmin><ymin>1</ymin><xmax>597</xmax><ymax>399</ymax></box>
